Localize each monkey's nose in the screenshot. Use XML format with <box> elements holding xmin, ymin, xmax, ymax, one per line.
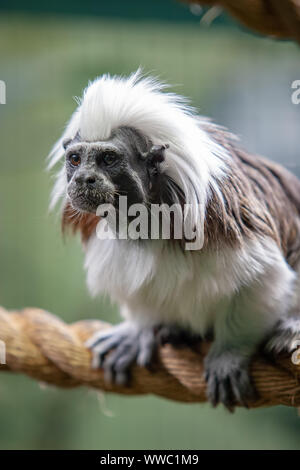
<box><xmin>75</xmin><ymin>173</ymin><xmax>97</xmax><ymax>186</ymax></box>
<box><xmin>86</xmin><ymin>175</ymin><xmax>96</xmax><ymax>185</ymax></box>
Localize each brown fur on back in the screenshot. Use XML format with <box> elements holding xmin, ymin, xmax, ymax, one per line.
<box><xmin>204</xmin><ymin>122</ymin><xmax>300</xmax><ymax>267</ymax></box>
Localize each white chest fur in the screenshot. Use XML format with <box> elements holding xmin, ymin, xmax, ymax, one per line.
<box><xmin>84</xmin><ymin>234</ymin><xmax>293</xmax><ymax>335</ymax></box>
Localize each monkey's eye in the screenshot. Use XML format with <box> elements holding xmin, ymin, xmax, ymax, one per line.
<box><xmin>102</xmin><ymin>152</ymin><xmax>117</xmax><ymax>166</ymax></box>
<box><xmin>69</xmin><ymin>154</ymin><xmax>81</xmax><ymax>167</ymax></box>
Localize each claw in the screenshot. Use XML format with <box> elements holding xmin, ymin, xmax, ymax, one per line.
<box><xmin>86</xmin><ymin>322</ymin><xmax>158</xmax><ymax>385</ymax></box>
<box><xmin>204</xmin><ymin>351</ymin><xmax>255</xmax><ymax>411</ymax></box>
<box><xmin>85</xmin><ymin>323</ymin><xmax>126</xmax><ymax>349</ymax></box>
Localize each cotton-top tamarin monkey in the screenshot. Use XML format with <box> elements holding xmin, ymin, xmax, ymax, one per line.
<box><xmin>49</xmin><ymin>71</ymin><xmax>300</xmax><ymax>410</ymax></box>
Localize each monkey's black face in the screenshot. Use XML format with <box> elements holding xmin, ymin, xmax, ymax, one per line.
<box><xmin>64</xmin><ymin>127</ymin><xmax>167</xmax><ymax>214</ymax></box>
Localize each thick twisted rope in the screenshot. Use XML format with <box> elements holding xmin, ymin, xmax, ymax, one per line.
<box><xmin>0</xmin><ymin>306</ymin><xmax>300</xmax><ymax>407</ymax></box>
<box><xmin>184</xmin><ymin>0</ymin><xmax>300</xmax><ymax>43</ymax></box>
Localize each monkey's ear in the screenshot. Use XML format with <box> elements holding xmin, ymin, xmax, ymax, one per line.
<box><xmin>149</xmin><ymin>144</ymin><xmax>169</xmax><ymax>164</ymax></box>
<box><xmin>63</xmin><ymin>138</ymin><xmax>72</xmax><ymax>150</ymax></box>
<box><xmin>140</xmin><ymin>144</ymin><xmax>169</xmax><ymax>164</ymax></box>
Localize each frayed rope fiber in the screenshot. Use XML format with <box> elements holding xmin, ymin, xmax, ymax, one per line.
<box><xmin>184</xmin><ymin>0</ymin><xmax>300</xmax><ymax>44</ymax></box>
<box><xmin>0</xmin><ymin>306</ymin><xmax>300</xmax><ymax>407</ymax></box>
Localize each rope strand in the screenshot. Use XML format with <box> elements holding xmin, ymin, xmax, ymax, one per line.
<box><xmin>0</xmin><ymin>306</ymin><xmax>299</xmax><ymax>407</ymax></box>
<box><xmin>185</xmin><ymin>0</ymin><xmax>300</xmax><ymax>43</ymax></box>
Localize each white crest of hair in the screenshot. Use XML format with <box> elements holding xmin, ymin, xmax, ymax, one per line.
<box><xmin>48</xmin><ymin>70</ymin><xmax>229</xmax><ymax>243</ymax></box>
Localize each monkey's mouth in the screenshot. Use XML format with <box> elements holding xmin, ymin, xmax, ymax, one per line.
<box><xmin>67</xmin><ymin>189</ymin><xmax>115</xmax><ymax>214</ymax></box>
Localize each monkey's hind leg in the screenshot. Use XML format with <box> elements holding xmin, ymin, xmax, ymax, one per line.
<box><xmin>204</xmin><ymin>347</ymin><xmax>257</xmax><ymax>412</ymax></box>
<box><xmin>204</xmin><ymin>296</ymin><xmax>265</xmax><ymax>411</ymax></box>
<box><xmin>85</xmin><ymin>322</ymin><xmax>158</xmax><ymax>386</ymax></box>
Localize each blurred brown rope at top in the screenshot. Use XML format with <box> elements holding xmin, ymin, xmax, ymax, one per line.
<box><xmin>184</xmin><ymin>0</ymin><xmax>300</xmax><ymax>44</ymax></box>
<box><xmin>0</xmin><ymin>306</ymin><xmax>300</xmax><ymax>407</ymax></box>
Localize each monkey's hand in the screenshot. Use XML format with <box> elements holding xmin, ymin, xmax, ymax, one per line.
<box><xmin>204</xmin><ymin>350</ymin><xmax>257</xmax><ymax>412</ymax></box>
<box><xmin>85</xmin><ymin>322</ymin><xmax>158</xmax><ymax>385</ymax></box>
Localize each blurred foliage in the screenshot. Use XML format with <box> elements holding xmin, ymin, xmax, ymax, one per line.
<box><xmin>0</xmin><ymin>12</ymin><xmax>299</xmax><ymax>449</ymax></box>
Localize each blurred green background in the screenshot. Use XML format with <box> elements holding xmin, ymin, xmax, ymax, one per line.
<box><xmin>0</xmin><ymin>0</ymin><xmax>300</xmax><ymax>450</ymax></box>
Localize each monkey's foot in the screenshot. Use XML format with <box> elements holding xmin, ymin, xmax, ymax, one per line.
<box><xmin>204</xmin><ymin>351</ymin><xmax>257</xmax><ymax>412</ymax></box>
<box><xmin>158</xmin><ymin>324</ymin><xmax>202</xmax><ymax>347</ymax></box>
<box><xmin>85</xmin><ymin>322</ymin><xmax>158</xmax><ymax>386</ymax></box>
<box><xmin>265</xmin><ymin>317</ymin><xmax>300</xmax><ymax>354</ymax></box>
